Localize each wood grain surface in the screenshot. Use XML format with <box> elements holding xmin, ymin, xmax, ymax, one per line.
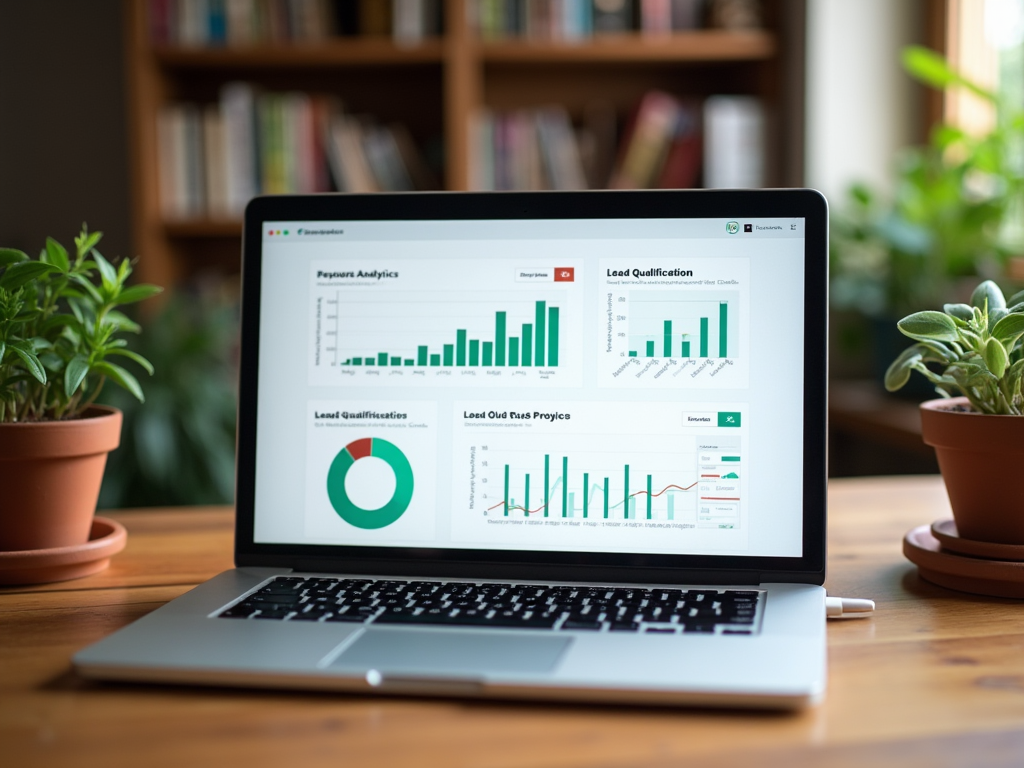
<box><xmin>4</xmin><ymin>476</ymin><xmax>1024</xmax><ymax>768</ymax></box>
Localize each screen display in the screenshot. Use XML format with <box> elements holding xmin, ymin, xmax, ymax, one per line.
<box><xmin>252</xmin><ymin>217</ymin><xmax>805</xmax><ymax>559</ymax></box>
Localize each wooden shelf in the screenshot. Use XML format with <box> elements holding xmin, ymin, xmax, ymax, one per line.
<box><xmin>163</xmin><ymin>220</ymin><xmax>243</xmax><ymax>238</ymax></box>
<box><xmin>480</xmin><ymin>31</ymin><xmax>776</xmax><ymax>64</ymax></box>
<box><xmin>152</xmin><ymin>40</ymin><xmax>446</xmax><ymax>69</ymax></box>
<box><xmin>125</xmin><ymin>0</ymin><xmax>806</xmax><ymax>288</ymax></box>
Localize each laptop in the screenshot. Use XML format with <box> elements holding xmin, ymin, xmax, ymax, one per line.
<box><xmin>75</xmin><ymin>189</ymin><xmax>829</xmax><ymax>708</ymax></box>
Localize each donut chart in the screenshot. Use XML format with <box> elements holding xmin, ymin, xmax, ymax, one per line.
<box><xmin>326</xmin><ymin>438</ymin><xmax>414</xmax><ymax>529</ymax></box>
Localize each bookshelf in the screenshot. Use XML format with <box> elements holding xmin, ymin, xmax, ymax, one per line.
<box><xmin>123</xmin><ymin>0</ymin><xmax>806</xmax><ymax>290</ymax></box>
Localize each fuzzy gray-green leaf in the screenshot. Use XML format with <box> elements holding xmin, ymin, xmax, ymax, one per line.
<box><xmin>944</xmin><ymin>303</ymin><xmax>974</xmax><ymax>322</ymax></box>
<box><xmin>971</xmin><ymin>280</ymin><xmax>1006</xmax><ymax>311</ymax></box>
<box><xmin>983</xmin><ymin>337</ymin><xmax>1009</xmax><ymax>379</ymax></box>
<box><xmin>992</xmin><ymin>313</ymin><xmax>1024</xmax><ymax>346</ymax></box>
<box><xmin>885</xmin><ymin>347</ymin><xmax>922</xmax><ymax>391</ymax></box>
<box><xmin>898</xmin><ymin>311</ymin><xmax>959</xmax><ymax>342</ymax></box>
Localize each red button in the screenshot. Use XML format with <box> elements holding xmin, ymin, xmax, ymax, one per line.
<box><xmin>554</xmin><ymin>267</ymin><xmax>575</xmax><ymax>282</ymax></box>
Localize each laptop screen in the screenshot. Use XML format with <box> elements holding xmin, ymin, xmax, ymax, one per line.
<box><xmin>248</xmin><ymin>211</ymin><xmax>809</xmax><ymax>562</ymax></box>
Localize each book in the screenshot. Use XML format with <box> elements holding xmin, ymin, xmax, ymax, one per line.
<box><xmin>592</xmin><ymin>0</ymin><xmax>633</xmax><ymax>34</ymax></box>
<box><xmin>670</xmin><ymin>0</ymin><xmax>703</xmax><ymax>29</ymax></box>
<box><xmin>702</xmin><ymin>95</ymin><xmax>763</xmax><ymax>188</ymax></box>
<box><xmin>610</xmin><ymin>91</ymin><xmax>682</xmax><ymax>189</ymax></box>
<box><xmin>640</xmin><ymin>0</ymin><xmax>671</xmax><ymax>35</ymax></box>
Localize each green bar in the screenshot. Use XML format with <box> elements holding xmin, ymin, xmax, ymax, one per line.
<box><xmin>547</xmin><ymin>307</ymin><xmax>559</xmax><ymax>366</ymax></box>
<box><xmin>443</xmin><ymin>344</ymin><xmax>454</xmax><ymax>366</ymax></box>
<box><xmin>417</xmin><ymin>346</ymin><xmax>428</xmax><ymax>366</ymax></box>
<box><xmin>352</xmin><ymin>358</ymin><xmax>363</xmax><ymax>366</ymax></box>
<box><xmin>469</xmin><ymin>339</ymin><xmax>480</xmax><ymax>366</ymax></box>
<box><xmin>700</xmin><ymin>317</ymin><xmax>709</xmax><ymax>357</ymax></box>
<box><xmin>664</xmin><ymin>320</ymin><xmax>672</xmax><ymax>357</ymax></box>
<box><xmin>544</xmin><ymin>454</ymin><xmax>550</xmax><ymax>518</ymax></box>
<box><xmin>719</xmin><ymin>303</ymin><xmax>728</xmax><ymax>357</ymax></box>
<box><xmin>404</xmin><ymin>359</ymin><xmax>414</xmax><ymax>366</ymax></box>
<box><xmin>668</xmin><ymin>493</ymin><xmax>674</xmax><ymax>520</ymax></box>
<box><xmin>603</xmin><ymin>477</ymin><xmax>609</xmax><ymax>519</ymax></box>
<box><xmin>341</xmin><ymin>359</ymin><xmax>350</xmax><ymax>366</ymax></box>
<box><xmin>365</xmin><ymin>358</ymin><xmax>375</xmax><ymax>365</ymax></box>
<box><xmin>646</xmin><ymin>340</ymin><xmax>655</xmax><ymax>357</ymax></box>
<box><xmin>508</xmin><ymin>337</ymin><xmax>519</xmax><ymax>366</ymax></box>
<box><xmin>521</xmin><ymin>324</ymin><xmax>533</xmax><ymax>366</ymax></box>
<box><xmin>583</xmin><ymin>473</ymin><xmax>589</xmax><ymax>518</ymax></box>
<box><xmin>525</xmin><ymin>473</ymin><xmax>530</xmax><ymax>515</ymax></box>
<box><xmin>629</xmin><ymin>351</ymin><xmax>638</xmax><ymax>357</ymax></box>
<box><xmin>482</xmin><ymin>342</ymin><xmax>493</xmax><ymax>366</ymax></box>
<box><xmin>456</xmin><ymin>330</ymin><xmax>467</xmax><ymax>366</ymax></box>
<box><xmin>535</xmin><ymin>301</ymin><xmax>546</xmax><ymax>366</ymax></box>
<box><xmin>628</xmin><ymin>497</ymin><xmax>636</xmax><ymax>519</ymax></box>
<box><xmin>561</xmin><ymin>456</ymin><xmax>568</xmax><ymax>518</ymax></box>
<box><xmin>378</xmin><ymin>352</ymin><xmax>388</xmax><ymax>366</ymax></box>
<box><xmin>647</xmin><ymin>475</ymin><xmax>652</xmax><ymax>519</ymax></box>
<box><xmin>623</xmin><ymin>464</ymin><xmax>629</xmax><ymax>520</ymax></box>
<box><xmin>723</xmin><ymin>456</ymin><xmax>741</xmax><ymax>462</ymax></box>
<box><xmin>495</xmin><ymin>311</ymin><xmax>506</xmax><ymax>366</ymax></box>
<box><xmin>430</xmin><ymin>354</ymin><xmax>441</xmax><ymax>366</ymax></box>
<box><xmin>504</xmin><ymin>464</ymin><xmax>510</xmax><ymax>517</ymax></box>
<box><xmin>567</xmin><ymin>492</ymin><xmax>574</xmax><ymax>518</ymax></box>
<box><xmin>390</xmin><ymin>356</ymin><xmax>401</xmax><ymax>366</ymax></box>
<box><xmin>681</xmin><ymin>340</ymin><xmax>690</xmax><ymax>357</ymax></box>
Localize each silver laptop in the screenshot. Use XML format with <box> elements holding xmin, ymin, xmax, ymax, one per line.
<box><xmin>76</xmin><ymin>189</ymin><xmax>829</xmax><ymax>708</ymax></box>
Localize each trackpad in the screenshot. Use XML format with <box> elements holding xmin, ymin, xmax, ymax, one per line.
<box><xmin>330</xmin><ymin>629</ymin><xmax>571</xmax><ymax>676</ymax></box>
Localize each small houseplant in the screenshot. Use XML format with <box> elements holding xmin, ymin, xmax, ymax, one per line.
<box><xmin>885</xmin><ymin>279</ymin><xmax>1024</xmax><ymax>543</ymax></box>
<box><xmin>0</xmin><ymin>226</ymin><xmax>161</xmax><ymax>552</ymax></box>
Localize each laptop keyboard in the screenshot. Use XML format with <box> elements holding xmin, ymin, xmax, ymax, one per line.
<box><xmin>217</xmin><ymin>577</ymin><xmax>762</xmax><ymax>635</ymax></box>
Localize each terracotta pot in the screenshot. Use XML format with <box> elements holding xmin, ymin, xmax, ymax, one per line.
<box><xmin>0</xmin><ymin>406</ymin><xmax>122</xmax><ymax>551</ymax></box>
<box><xmin>920</xmin><ymin>397</ymin><xmax>1024</xmax><ymax>545</ymax></box>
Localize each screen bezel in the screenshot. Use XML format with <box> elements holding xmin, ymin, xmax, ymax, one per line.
<box><xmin>235</xmin><ymin>190</ymin><xmax>828</xmax><ymax>586</ymax></box>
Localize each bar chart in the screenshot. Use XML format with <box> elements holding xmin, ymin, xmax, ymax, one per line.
<box><xmin>309</xmin><ymin>257</ymin><xmax>584</xmax><ymax>388</ymax></box>
<box><xmin>626</xmin><ymin>290</ymin><xmax>738</xmax><ymax>360</ymax></box>
<box><xmin>334</xmin><ymin>298</ymin><xmax>561</xmax><ymax>369</ymax></box>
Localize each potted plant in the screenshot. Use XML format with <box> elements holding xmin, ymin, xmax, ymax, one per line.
<box><xmin>885</xmin><ymin>279</ymin><xmax>1024</xmax><ymax>544</ymax></box>
<box><xmin>0</xmin><ymin>226</ymin><xmax>161</xmax><ymax>553</ymax></box>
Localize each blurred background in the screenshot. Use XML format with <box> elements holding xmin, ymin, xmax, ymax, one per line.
<box><xmin>1</xmin><ymin>0</ymin><xmax>1021</xmax><ymax>507</ymax></box>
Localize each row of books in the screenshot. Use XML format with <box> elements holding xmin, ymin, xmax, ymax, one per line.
<box><xmin>472</xmin><ymin>92</ymin><xmax>762</xmax><ymax>191</ymax></box>
<box><xmin>472</xmin><ymin>0</ymin><xmax>759</xmax><ymax>40</ymax></box>
<box><xmin>157</xmin><ymin>84</ymin><xmax>437</xmax><ymax>219</ymax></box>
<box><xmin>149</xmin><ymin>0</ymin><xmax>443</xmax><ymax>46</ymax></box>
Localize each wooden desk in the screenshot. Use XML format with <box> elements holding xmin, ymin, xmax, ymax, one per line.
<box><xmin>5</xmin><ymin>476</ymin><xmax>1024</xmax><ymax>767</ymax></box>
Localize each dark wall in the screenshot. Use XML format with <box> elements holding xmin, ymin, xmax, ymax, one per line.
<box><xmin>0</xmin><ymin>0</ymin><xmax>131</xmax><ymax>259</ymax></box>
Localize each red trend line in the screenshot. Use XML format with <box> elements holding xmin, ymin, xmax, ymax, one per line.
<box><xmin>485</xmin><ymin>481</ymin><xmax>698</xmax><ymax>513</ymax></box>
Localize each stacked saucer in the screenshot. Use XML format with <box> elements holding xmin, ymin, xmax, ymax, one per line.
<box><xmin>903</xmin><ymin>521</ymin><xmax>1024</xmax><ymax>598</ymax></box>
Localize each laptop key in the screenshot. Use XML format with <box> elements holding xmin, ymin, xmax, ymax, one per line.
<box><xmin>373</xmin><ymin>611</ymin><xmax>559</xmax><ymax>629</ymax></box>
<box><xmin>325</xmin><ymin>613</ymin><xmax>368</xmax><ymax>623</ymax></box>
<box><xmin>561</xmin><ymin>620</ymin><xmax>601</xmax><ymax>631</ymax></box>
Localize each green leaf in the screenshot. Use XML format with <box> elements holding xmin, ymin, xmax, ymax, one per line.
<box><xmin>0</xmin><ymin>341</ymin><xmax>5</xmax><ymax>364</ymax></box>
<box><xmin>75</xmin><ymin>229</ymin><xmax>102</xmax><ymax>260</ymax></box>
<box><xmin>1008</xmin><ymin>289</ymin><xmax>1024</xmax><ymax>307</ymax></box>
<box><xmin>0</xmin><ymin>248</ymin><xmax>29</xmax><ymax>266</ymax></box>
<box><xmin>898</xmin><ymin>311</ymin><xmax>959</xmax><ymax>343</ymax></box>
<box><xmin>989</xmin><ymin>308</ymin><xmax>1009</xmax><ymax>332</ymax></box>
<box><xmin>992</xmin><ymin>313</ymin><xmax>1024</xmax><ymax>346</ymax></box>
<box><xmin>0</xmin><ymin>261</ymin><xmax>60</xmax><ymax>291</ymax></box>
<box><xmin>64</xmin><ymin>355</ymin><xmax>90</xmax><ymax>397</ymax></box>
<box><xmin>115</xmin><ymin>284</ymin><xmax>163</xmax><ymax>305</ymax></box>
<box><xmin>984</xmin><ymin>337</ymin><xmax>1009</xmax><ymax>379</ymax></box>
<box><xmin>944</xmin><ymin>303</ymin><xmax>975</xmax><ymax>322</ymax></box>
<box><xmin>44</xmin><ymin>238</ymin><xmax>70</xmax><ymax>272</ymax></box>
<box><xmin>105</xmin><ymin>310</ymin><xmax>141</xmax><ymax>333</ymax></box>
<box><xmin>9</xmin><ymin>342</ymin><xmax>47</xmax><ymax>384</ymax></box>
<box><xmin>94</xmin><ymin>360</ymin><xmax>144</xmax><ymax>402</ymax></box>
<box><xmin>93</xmin><ymin>251</ymin><xmax>118</xmax><ymax>292</ymax></box>
<box><xmin>902</xmin><ymin>45</ymin><xmax>997</xmax><ymax>101</ymax></box>
<box><xmin>68</xmin><ymin>273</ymin><xmax>103</xmax><ymax>303</ymax></box>
<box><xmin>971</xmin><ymin>280</ymin><xmax>1006</xmax><ymax>311</ymax></box>
<box><xmin>885</xmin><ymin>346</ymin><xmax>923</xmax><ymax>392</ymax></box>
<box><xmin>106</xmin><ymin>348</ymin><xmax>155</xmax><ymax>375</ymax></box>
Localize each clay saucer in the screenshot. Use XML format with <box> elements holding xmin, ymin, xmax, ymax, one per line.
<box><xmin>931</xmin><ymin>519</ymin><xmax>1024</xmax><ymax>562</ymax></box>
<box><xmin>0</xmin><ymin>517</ymin><xmax>126</xmax><ymax>586</ymax></box>
<box><xmin>904</xmin><ymin>525</ymin><xmax>1024</xmax><ymax>599</ymax></box>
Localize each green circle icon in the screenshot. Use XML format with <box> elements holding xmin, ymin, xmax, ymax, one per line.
<box><xmin>327</xmin><ymin>438</ymin><xmax>414</xmax><ymax>529</ymax></box>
